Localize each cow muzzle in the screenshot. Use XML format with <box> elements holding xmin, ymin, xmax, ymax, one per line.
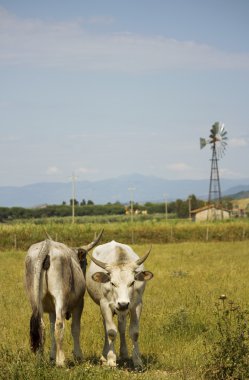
<box><xmin>117</xmin><ymin>302</ymin><xmax>130</xmax><ymax>311</ymax></box>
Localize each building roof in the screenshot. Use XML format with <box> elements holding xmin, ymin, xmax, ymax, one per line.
<box><xmin>190</xmin><ymin>204</ymin><xmax>229</xmax><ymax>215</ymax></box>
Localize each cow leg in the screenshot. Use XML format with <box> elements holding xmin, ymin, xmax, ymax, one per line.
<box><xmin>100</xmin><ymin>302</ymin><xmax>117</xmax><ymax>367</ymax></box>
<box><xmin>71</xmin><ymin>299</ymin><xmax>84</xmax><ymax>362</ymax></box>
<box><xmin>54</xmin><ymin>306</ymin><xmax>66</xmax><ymax>366</ymax></box>
<box><xmin>118</xmin><ymin>314</ymin><xmax>129</xmax><ymax>361</ymax></box>
<box><xmin>49</xmin><ymin>312</ymin><xmax>56</xmax><ymax>361</ymax></box>
<box><xmin>100</xmin><ymin>318</ymin><xmax>109</xmax><ymax>364</ymax></box>
<box><xmin>129</xmin><ymin>303</ymin><xmax>143</xmax><ymax>368</ymax></box>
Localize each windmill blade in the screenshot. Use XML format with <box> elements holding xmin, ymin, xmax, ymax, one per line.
<box><xmin>218</xmin><ymin>140</ymin><xmax>227</xmax><ymax>158</ymax></box>
<box><xmin>219</xmin><ymin>124</ymin><xmax>228</xmax><ymax>145</ymax></box>
<box><xmin>221</xmin><ymin>130</ymin><xmax>228</xmax><ymax>138</ymax></box>
<box><xmin>219</xmin><ymin>123</ymin><xmax>225</xmax><ymax>133</ymax></box>
<box><xmin>211</xmin><ymin>122</ymin><xmax>220</xmax><ymax>136</ymax></box>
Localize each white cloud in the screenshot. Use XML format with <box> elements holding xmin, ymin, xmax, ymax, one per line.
<box><xmin>220</xmin><ymin>168</ymin><xmax>247</xmax><ymax>179</ymax></box>
<box><xmin>46</xmin><ymin>166</ymin><xmax>60</xmax><ymax>175</ymax></box>
<box><xmin>77</xmin><ymin>167</ymin><xmax>97</xmax><ymax>174</ymax></box>
<box><xmin>167</xmin><ymin>162</ymin><xmax>192</xmax><ymax>172</ymax></box>
<box><xmin>229</xmin><ymin>137</ymin><xmax>248</xmax><ymax>147</ymax></box>
<box><xmin>1</xmin><ymin>7</ymin><xmax>249</xmax><ymax>72</ymax></box>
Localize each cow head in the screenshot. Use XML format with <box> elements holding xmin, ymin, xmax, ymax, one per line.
<box><xmin>90</xmin><ymin>247</ymin><xmax>153</xmax><ymax>313</ymax></box>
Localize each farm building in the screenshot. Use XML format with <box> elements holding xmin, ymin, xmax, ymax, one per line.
<box><xmin>190</xmin><ymin>204</ymin><xmax>230</xmax><ymax>222</ymax></box>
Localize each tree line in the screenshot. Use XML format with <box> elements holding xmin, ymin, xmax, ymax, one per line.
<box><xmin>0</xmin><ymin>195</ymin><xmax>233</xmax><ymax>221</ymax></box>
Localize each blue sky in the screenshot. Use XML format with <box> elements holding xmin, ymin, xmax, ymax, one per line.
<box><xmin>0</xmin><ymin>0</ymin><xmax>248</xmax><ymax>186</ymax></box>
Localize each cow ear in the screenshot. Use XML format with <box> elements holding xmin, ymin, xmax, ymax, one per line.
<box><xmin>92</xmin><ymin>272</ymin><xmax>110</xmax><ymax>283</ymax></box>
<box><xmin>135</xmin><ymin>271</ymin><xmax>153</xmax><ymax>282</ymax></box>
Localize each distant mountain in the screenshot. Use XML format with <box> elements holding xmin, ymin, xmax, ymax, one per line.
<box><xmin>224</xmin><ymin>190</ymin><xmax>249</xmax><ymax>200</ymax></box>
<box><xmin>0</xmin><ymin>174</ymin><xmax>249</xmax><ymax>207</ymax></box>
<box><xmin>222</xmin><ymin>185</ymin><xmax>249</xmax><ymax>197</ymax></box>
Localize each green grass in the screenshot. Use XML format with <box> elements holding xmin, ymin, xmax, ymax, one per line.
<box><xmin>0</xmin><ymin>218</ymin><xmax>249</xmax><ymax>250</ymax></box>
<box><xmin>1</xmin><ymin>241</ymin><xmax>249</xmax><ymax>379</ymax></box>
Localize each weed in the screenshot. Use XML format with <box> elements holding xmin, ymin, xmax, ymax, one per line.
<box><xmin>163</xmin><ymin>307</ymin><xmax>207</xmax><ymax>340</ymax></box>
<box><xmin>170</xmin><ymin>270</ymin><xmax>189</xmax><ymax>278</ymax></box>
<box><xmin>204</xmin><ymin>296</ymin><xmax>249</xmax><ymax>379</ymax></box>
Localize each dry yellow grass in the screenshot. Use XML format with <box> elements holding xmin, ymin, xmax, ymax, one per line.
<box><xmin>1</xmin><ymin>241</ymin><xmax>249</xmax><ymax>379</ymax></box>
<box><xmin>232</xmin><ymin>197</ymin><xmax>249</xmax><ymax>210</ymax></box>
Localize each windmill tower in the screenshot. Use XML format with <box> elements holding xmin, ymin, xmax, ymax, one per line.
<box><xmin>200</xmin><ymin>122</ymin><xmax>228</xmax><ymax>207</ymax></box>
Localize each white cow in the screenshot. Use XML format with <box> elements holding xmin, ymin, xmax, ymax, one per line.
<box><xmin>25</xmin><ymin>231</ymin><xmax>102</xmax><ymax>366</ymax></box>
<box><xmin>86</xmin><ymin>241</ymin><xmax>153</xmax><ymax>368</ymax></box>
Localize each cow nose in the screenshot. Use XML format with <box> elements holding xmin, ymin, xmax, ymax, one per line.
<box><xmin>118</xmin><ymin>302</ymin><xmax>130</xmax><ymax>311</ymax></box>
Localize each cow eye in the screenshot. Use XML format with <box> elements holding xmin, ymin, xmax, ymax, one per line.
<box><xmin>111</xmin><ymin>282</ymin><xmax>117</xmax><ymax>287</ymax></box>
<box><xmin>129</xmin><ymin>281</ymin><xmax>135</xmax><ymax>287</ymax></box>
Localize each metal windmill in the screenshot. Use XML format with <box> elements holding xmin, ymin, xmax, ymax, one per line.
<box><xmin>200</xmin><ymin>122</ymin><xmax>228</xmax><ymax>206</ymax></box>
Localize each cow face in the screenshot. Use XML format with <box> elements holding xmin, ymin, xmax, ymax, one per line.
<box><xmin>92</xmin><ymin>266</ymin><xmax>153</xmax><ymax>313</ymax></box>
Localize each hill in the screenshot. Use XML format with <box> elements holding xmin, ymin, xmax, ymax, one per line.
<box><xmin>227</xmin><ymin>190</ymin><xmax>249</xmax><ymax>200</ymax></box>
<box><xmin>0</xmin><ymin>174</ymin><xmax>249</xmax><ymax>207</ymax></box>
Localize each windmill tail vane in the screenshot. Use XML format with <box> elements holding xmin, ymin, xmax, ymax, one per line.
<box><xmin>200</xmin><ymin>137</ymin><xmax>207</xmax><ymax>149</ymax></box>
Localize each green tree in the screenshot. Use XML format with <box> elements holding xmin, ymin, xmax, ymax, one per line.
<box><xmin>70</xmin><ymin>198</ymin><xmax>79</xmax><ymax>206</ymax></box>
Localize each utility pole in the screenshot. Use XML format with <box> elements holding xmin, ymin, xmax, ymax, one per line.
<box><xmin>128</xmin><ymin>187</ymin><xmax>136</xmax><ymax>223</ymax></box>
<box><xmin>164</xmin><ymin>193</ymin><xmax>168</xmax><ymax>221</ymax></box>
<box><xmin>70</xmin><ymin>172</ymin><xmax>78</xmax><ymax>224</ymax></box>
<box><xmin>188</xmin><ymin>196</ymin><xmax>192</xmax><ymax>220</ymax></box>
<box><xmin>128</xmin><ymin>187</ymin><xmax>136</xmax><ymax>243</ymax></box>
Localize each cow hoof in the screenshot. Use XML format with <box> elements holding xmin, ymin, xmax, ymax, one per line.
<box><xmin>56</xmin><ymin>353</ymin><xmax>66</xmax><ymax>367</ymax></box>
<box><xmin>50</xmin><ymin>355</ymin><xmax>56</xmax><ymax>363</ymax></box>
<box><xmin>120</xmin><ymin>356</ymin><xmax>129</xmax><ymax>362</ymax></box>
<box><xmin>101</xmin><ymin>360</ymin><xmax>117</xmax><ymax>368</ymax></box>
<box><xmin>100</xmin><ymin>355</ymin><xmax>117</xmax><ymax>367</ymax></box>
<box><xmin>107</xmin><ymin>360</ymin><xmax>117</xmax><ymax>368</ymax></box>
<box><xmin>100</xmin><ymin>355</ymin><xmax>107</xmax><ymax>365</ymax></box>
<box><xmin>73</xmin><ymin>350</ymin><xmax>83</xmax><ymax>363</ymax></box>
<box><xmin>73</xmin><ymin>355</ymin><xmax>83</xmax><ymax>364</ymax></box>
<box><xmin>132</xmin><ymin>357</ymin><xmax>143</xmax><ymax>370</ymax></box>
<box><xmin>56</xmin><ymin>361</ymin><xmax>66</xmax><ymax>368</ymax></box>
<box><xmin>107</xmin><ymin>352</ymin><xmax>117</xmax><ymax>368</ymax></box>
<box><xmin>120</xmin><ymin>351</ymin><xmax>129</xmax><ymax>361</ymax></box>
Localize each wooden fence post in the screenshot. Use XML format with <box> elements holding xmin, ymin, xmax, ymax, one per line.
<box><xmin>206</xmin><ymin>227</ymin><xmax>209</xmax><ymax>241</ymax></box>
<box><xmin>242</xmin><ymin>228</ymin><xmax>245</xmax><ymax>240</ymax></box>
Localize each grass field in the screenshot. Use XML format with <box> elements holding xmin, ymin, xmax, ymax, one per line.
<box><xmin>0</xmin><ymin>219</ymin><xmax>249</xmax><ymax>250</ymax></box>
<box><xmin>1</xmin><ymin>239</ymin><xmax>249</xmax><ymax>379</ymax></box>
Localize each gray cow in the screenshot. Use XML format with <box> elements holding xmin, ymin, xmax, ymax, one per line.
<box><xmin>86</xmin><ymin>240</ymin><xmax>153</xmax><ymax>368</ymax></box>
<box><xmin>25</xmin><ymin>231</ymin><xmax>102</xmax><ymax>366</ymax></box>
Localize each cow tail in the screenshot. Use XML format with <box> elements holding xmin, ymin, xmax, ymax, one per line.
<box><xmin>30</xmin><ymin>310</ymin><xmax>43</xmax><ymax>353</ymax></box>
<box><xmin>30</xmin><ymin>239</ymin><xmax>50</xmax><ymax>353</ymax></box>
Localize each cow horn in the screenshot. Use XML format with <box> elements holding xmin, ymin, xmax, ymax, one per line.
<box><xmin>135</xmin><ymin>246</ymin><xmax>152</xmax><ymax>266</ymax></box>
<box><xmin>81</xmin><ymin>229</ymin><xmax>104</xmax><ymax>252</ymax></box>
<box><xmin>87</xmin><ymin>254</ymin><xmax>108</xmax><ymax>270</ymax></box>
